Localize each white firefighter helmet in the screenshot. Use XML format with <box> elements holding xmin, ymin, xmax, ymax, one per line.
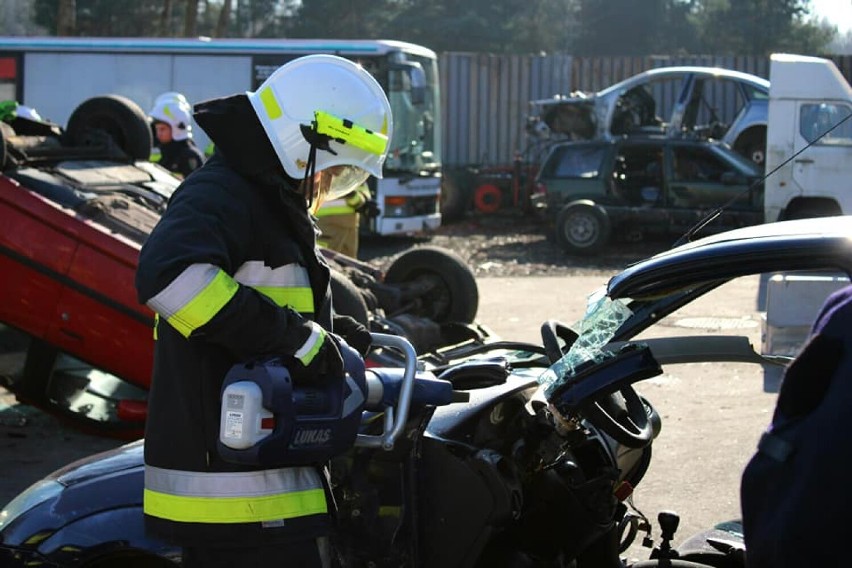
<box><xmin>247</xmin><ymin>54</ymin><xmax>392</xmax><ymax>202</ymax></box>
<box><xmin>16</xmin><ymin>104</ymin><xmax>43</xmax><ymax>121</ymax></box>
<box><xmin>149</xmin><ymin>97</ymin><xmax>193</xmax><ymax>141</ymax></box>
<box><xmin>154</xmin><ymin>91</ymin><xmax>190</xmax><ymax>107</ymax></box>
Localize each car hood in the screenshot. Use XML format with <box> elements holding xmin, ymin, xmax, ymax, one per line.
<box><xmin>50</xmin><ymin>440</ymin><xmax>144</xmax><ymax>486</ymax></box>
<box><xmin>530</xmin><ymin>93</ymin><xmax>597</xmax><ymax>139</ymax></box>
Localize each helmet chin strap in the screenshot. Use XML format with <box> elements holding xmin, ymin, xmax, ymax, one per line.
<box><xmin>299</xmin><ymin>122</ymin><xmax>337</xmax><ymax>209</ymax></box>
<box><xmin>303</xmin><ymin>141</ymin><xmax>318</xmax><ymax>208</ymax></box>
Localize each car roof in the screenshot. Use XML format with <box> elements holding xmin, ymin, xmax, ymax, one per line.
<box><xmin>542</xmin><ymin>135</ymin><xmax>738</xmax><ymax>157</ymax></box>
<box><xmin>608</xmin><ymin>216</ymin><xmax>852</xmax><ymax>299</ymax></box>
<box><xmin>598</xmin><ymin>65</ymin><xmax>770</xmax><ymax>97</ymax></box>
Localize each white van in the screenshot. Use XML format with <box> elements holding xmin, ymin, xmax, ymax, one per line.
<box><xmin>764</xmin><ymin>53</ymin><xmax>852</xmax><ymax>222</ymax></box>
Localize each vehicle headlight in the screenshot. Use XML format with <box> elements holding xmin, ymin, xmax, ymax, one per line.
<box><xmin>0</xmin><ymin>480</ymin><xmax>64</xmax><ymax>531</ymax></box>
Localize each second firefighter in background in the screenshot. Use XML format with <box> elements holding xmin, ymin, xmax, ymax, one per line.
<box><xmin>148</xmin><ymin>91</ymin><xmax>205</xmax><ymax>179</ymax></box>
<box><xmin>315</xmin><ymin>182</ymin><xmax>379</xmax><ymax>258</ymax></box>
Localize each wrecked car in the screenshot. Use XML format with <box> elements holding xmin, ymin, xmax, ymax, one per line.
<box><xmin>2</xmin><ymin>215</ymin><xmax>851</xmax><ymax>567</ymax></box>
<box><xmin>0</xmin><ymin>95</ymin><xmax>483</xmax><ymax>438</ymax></box>
<box><xmin>532</xmin><ymin>135</ymin><xmax>764</xmax><ymax>254</ymax></box>
<box><xmin>528</xmin><ymin>66</ymin><xmax>769</xmax><ymax>166</ymax></box>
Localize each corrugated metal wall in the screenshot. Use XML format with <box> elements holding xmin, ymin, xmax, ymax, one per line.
<box><xmin>440</xmin><ymin>53</ymin><xmax>782</xmax><ymax>168</ymax></box>
<box><xmin>440</xmin><ymin>53</ymin><xmax>572</xmax><ymax>166</ymax></box>
<box><xmin>440</xmin><ymin>53</ymin><xmax>852</xmax><ymax>169</ymax></box>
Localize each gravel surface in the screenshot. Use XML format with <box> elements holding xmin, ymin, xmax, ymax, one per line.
<box><xmin>360</xmin><ymin>210</ymin><xmax>674</xmax><ymax>277</ymax></box>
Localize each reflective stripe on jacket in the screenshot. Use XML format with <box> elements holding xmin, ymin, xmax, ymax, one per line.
<box><xmin>147</xmin><ymin>262</ymin><xmax>314</xmax><ymax>338</ymax></box>
<box><xmin>144</xmin><ymin>465</ymin><xmax>327</xmax><ymax>524</ymax></box>
<box><xmin>136</xmin><ymin>154</ymin><xmax>333</xmax><ymax>547</ymax></box>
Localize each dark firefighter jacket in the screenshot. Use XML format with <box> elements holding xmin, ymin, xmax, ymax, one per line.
<box><xmin>135</xmin><ymin>94</ymin><xmax>333</xmax><ymax>548</ymax></box>
<box><xmin>154</xmin><ymin>138</ymin><xmax>205</xmax><ymax>178</ymax></box>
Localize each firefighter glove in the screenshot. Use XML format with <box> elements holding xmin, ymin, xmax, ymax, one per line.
<box><xmin>291</xmin><ymin>320</ymin><xmax>344</xmax><ymax>382</ymax></box>
<box><xmin>333</xmin><ymin>314</ymin><xmax>372</xmax><ymax>356</ymax></box>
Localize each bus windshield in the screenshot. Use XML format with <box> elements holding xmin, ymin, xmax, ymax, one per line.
<box><xmin>383</xmin><ymin>53</ymin><xmax>441</xmax><ymax>175</ymax></box>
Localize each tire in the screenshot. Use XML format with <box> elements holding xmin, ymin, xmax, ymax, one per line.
<box><xmin>555</xmin><ymin>203</ymin><xmax>611</xmax><ymax>255</ymax></box>
<box><xmin>66</xmin><ymin>95</ymin><xmax>153</xmax><ymax>160</ymax></box>
<box><xmin>330</xmin><ymin>269</ymin><xmax>370</xmax><ymax>327</ymax></box>
<box><xmin>473</xmin><ymin>184</ymin><xmax>502</xmax><ymax>214</ymax></box>
<box><xmin>384</xmin><ymin>246</ymin><xmax>478</xmax><ymax>323</ymax></box>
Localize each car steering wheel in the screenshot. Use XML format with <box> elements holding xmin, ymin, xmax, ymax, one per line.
<box><xmin>581</xmin><ymin>386</ymin><xmax>653</xmax><ymax>449</ymax></box>
<box><xmin>540</xmin><ymin>320</ymin><xmax>653</xmax><ymax>449</ymax></box>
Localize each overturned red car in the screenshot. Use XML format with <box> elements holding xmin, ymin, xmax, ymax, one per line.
<box><xmin>0</xmin><ymin>96</ymin><xmax>483</xmax><ymax>438</ymax></box>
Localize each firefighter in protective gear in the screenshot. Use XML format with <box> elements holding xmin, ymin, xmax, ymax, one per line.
<box><xmin>135</xmin><ymin>55</ymin><xmax>391</xmax><ymax>567</ymax></box>
<box><xmin>148</xmin><ymin>93</ymin><xmax>205</xmax><ymax>179</ymax></box>
<box><xmin>316</xmin><ymin>182</ymin><xmax>377</xmax><ymax>258</ymax></box>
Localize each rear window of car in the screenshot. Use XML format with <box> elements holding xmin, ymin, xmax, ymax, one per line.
<box><xmin>544</xmin><ymin>145</ymin><xmax>606</xmax><ymax>179</ymax></box>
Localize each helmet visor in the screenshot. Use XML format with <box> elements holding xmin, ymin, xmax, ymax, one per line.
<box><xmin>316</xmin><ymin>165</ymin><xmax>370</xmax><ymax>204</ymax></box>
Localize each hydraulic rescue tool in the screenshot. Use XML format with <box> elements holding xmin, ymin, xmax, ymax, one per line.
<box><xmin>218</xmin><ymin>334</ymin><xmax>468</xmax><ymax>466</ymax></box>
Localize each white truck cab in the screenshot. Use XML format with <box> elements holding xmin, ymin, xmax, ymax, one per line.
<box><xmin>764</xmin><ymin>53</ymin><xmax>852</xmax><ymax>222</ymax></box>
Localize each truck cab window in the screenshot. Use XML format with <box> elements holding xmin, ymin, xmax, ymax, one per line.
<box><xmin>800</xmin><ymin>103</ymin><xmax>852</xmax><ymax>145</ymax></box>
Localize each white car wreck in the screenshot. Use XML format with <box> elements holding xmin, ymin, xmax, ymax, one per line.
<box><xmin>528</xmin><ymin>66</ymin><xmax>770</xmax><ymax>165</ymax></box>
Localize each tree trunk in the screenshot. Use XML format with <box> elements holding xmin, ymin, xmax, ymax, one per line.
<box><xmin>184</xmin><ymin>0</ymin><xmax>199</xmax><ymax>37</ymax></box>
<box><xmin>214</xmin><ymin>0</ymin><xmax>232</xmax><ymax>38</ymax></box>
<box><xmin>56</xmin><ymin>0</ymin><xmax>76</xmax><ymax>36</ymax></box>
<box><xmin>159</xmin><ymin>0</ymin><xmax>173</xmax><ymax>37</ymax></box>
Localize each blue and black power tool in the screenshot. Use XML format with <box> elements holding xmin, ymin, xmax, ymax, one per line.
<box><xmin>218</xmin><ymin>337</ymin><xmax>465</xmax><ymax>467</ymax></box>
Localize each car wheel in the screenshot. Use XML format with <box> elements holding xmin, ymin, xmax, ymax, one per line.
<box><xmin>66</xmin><ymin>95</ymin><xmax>153</xmax><ymax>160</ymax></box>
<box><xmin>384</xmin><ymin>246</ymin><xmax>478</xmax><ymax>323</ymax></box>
<box><xmin>555</xmin><ymin>204</ymin><xmax>611</xmax><ymax>255</ymax></box>
<box><xmin>330</xmin><ymin>269</ymin><xmax>370</xmax><ymax>327</ymax></box>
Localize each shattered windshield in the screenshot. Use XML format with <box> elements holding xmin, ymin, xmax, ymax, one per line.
<box><xmin>538</xmin><ymin>288</ymin><xmax>634</xmax><ymax>397</ymax></box>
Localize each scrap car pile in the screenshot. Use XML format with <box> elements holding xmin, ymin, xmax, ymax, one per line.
<box><xmin>526</xmin><ymin>66</ymin><xmax>770</xmax><ymax>254</ymax></box>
